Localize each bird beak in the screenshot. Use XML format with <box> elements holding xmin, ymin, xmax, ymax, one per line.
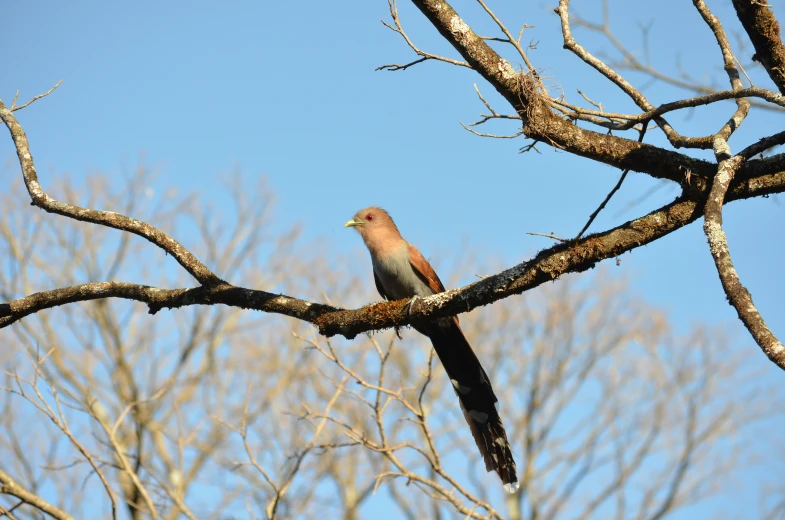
<box><xmin>344</xmin><ymin>219</ymin><xmax>363</xmax><ymax>228</ymax></box>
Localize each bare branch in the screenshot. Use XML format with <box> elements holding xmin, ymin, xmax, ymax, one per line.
<box><xmin>692</xmin><ymin>0</ymin><xmax>750</xmax><ymax>143</ymax></box>
<box><xmin>475</xmin><ymin>0</ymin><xmax>535</xmax><ymax>72</ymax></box>
<box><xmin>9</xmin><ymin>80</ymin><xmax>63</xmax><ymax>112</ymax></box>
<box><xmin>376</xmin><ymin>57</ymin><xmax>430</xmax><ymax>71</ymax></box>
<box><xmin>569</xmin><ymin>6</ymin><xmax>783</xmax><ymax>112</ymax></box>
<box><xmin>1</xmin><ymin>156</ymin><xmax>784</xmax><ymax>340</ymax></box>
<box><xmin>575</xmin><ymin>126</ymin><xmax>648</xmax><ymax>239</ymax></box>
<box><xmin>525</xmin><ymin>232</ymin><xmax>566</xmax><ymax>242</ymax></box>
<box><xmin>376</xmin><ymin>0</ymin><xmax>470</xmax><ymax>71</ymax></box>
<box><xmin>462</xmin><ymin>83</ymin><xmax>523</xmax><ymax>130</ymax></box>
<box><xmin>410</xmin><ymin>0</ymin><xmax>766</xmax><ymax>182</ymax></box>
<box><xmin>732</xmin><ymin>0</ymin><xmax>785</xmax><ymax>94</ymax></box>
<box><xmin>740</xmin><ymin>130</ymin><xmax>785</xmax><ymax>158</ymax></box>
<box><xmin>703</xmin><ymin>140</ymin><xmax>785</xmax><ymax>368</ymax></box>
<box><xmin>459</xmin><ymin>121</ymin><xmax>524</xmax><ymax>139</ymax></box>
<box><xmin>2</xmin><ymin>358</ymin><xmax>118</xmax><ymax>519</ymax></box>
<box><xmin>555</xmin><ymin>0</ymin><xmax>763</xmax><ymax>149</ymax></box>
<box><xmin>555</xmin><ymin>0</ymin><xmax>689</xmax><ymax>147</ymax></box>
<box><xmin>0</xmin><ymin>467</ymin><xmax>74</xmax><ymax>520</ymax></box>
<box><xmin>0</xmin><ymin>99</ymin><xmax>221</xmax><ymax>286</ymax></box>
<box><xmin>551</xmin><ymin>87</ymin><xmax>784</xmax><ymax>132</ymax></box>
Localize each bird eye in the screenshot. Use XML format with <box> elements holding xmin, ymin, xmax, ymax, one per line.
<box><xmin>365</xmin><ymin>214</ymin><xmax>374</xmax><ymax>221</ymax></box>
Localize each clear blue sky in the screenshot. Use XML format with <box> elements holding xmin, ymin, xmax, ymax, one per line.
<box><xmin>3</xmin><ymin>0</ymin><xmax>783</xmax><ymax>518</ymax></box>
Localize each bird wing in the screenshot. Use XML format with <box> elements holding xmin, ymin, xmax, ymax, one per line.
<box><xmin>373</xmin><ymin>270</ymin><xmax>389</xmax><ymax>301</ymax></box>
<box><xmin>407</xmin><ymin>243</ymin><xmax>446</xmax><ymax>294</ymax></box>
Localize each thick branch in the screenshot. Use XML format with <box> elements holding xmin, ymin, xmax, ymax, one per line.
<box><xmin>2</xmin><ymin>72</ymin><xmax>784</xmax><ymax>354</ymax></box>
<box><xmin>0</xmin><ymin>468</ymin><xmax>74</xmax><ymax>520</ymax></box>
<box><xmin>406</xmin><ymin>0</ymin><xmax>777</xmax><ymax>188</ymax></box>
<box><xmin>703</xmin><ymin>146</ymin><xmax>785</xmax><ymax>369</ymax></box>
<box><xmin>3</xmin><ymin>166</ymin><xmax>782</xmax><ymax>338</ymax></box>
<box><xmin>732</xmin><ymin>0</ymin><xmax>785</xmax><ymax>94</ymax></box>
<box><xmin>315</xmin><ymin>166</ymin><xmax>784</xmax><ymax>337</ymax></box>
<box><xmin>0</xmin><ymin>81</ymin><xmax>783</xmax><ymax>338</ymax></box>
<box><xmin>0</xmin><ymin>281</ymin><xmax>337</xmax><ymax>330</ymax></box>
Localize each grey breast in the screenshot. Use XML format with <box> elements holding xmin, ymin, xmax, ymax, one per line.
<box><xmin>371</xmin><ymin>245</ymin><xmax>436</xmax><ymax>300</ymax></box>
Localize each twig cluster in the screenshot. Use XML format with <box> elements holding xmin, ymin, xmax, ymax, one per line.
<box><xmin>0</xmin><ymin>0</ymin><xmax>783</xmax><ymax>459</ymax></box>
<box><xmin>375</xmin><ymin>0</ymin><xmax>785</xmax><ymax>369</ymax></box>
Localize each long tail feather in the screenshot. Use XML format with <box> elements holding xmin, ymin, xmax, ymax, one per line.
<box><xmin>421</xmin><ymin>318</ymin><xmax>519</xmax><ymax>492</ymax></box>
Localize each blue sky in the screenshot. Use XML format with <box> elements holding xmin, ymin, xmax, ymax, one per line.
<box><xmin>2</xmin><ymin>0</ymin><xmax>784</xmax><ymax>518</ymax></box>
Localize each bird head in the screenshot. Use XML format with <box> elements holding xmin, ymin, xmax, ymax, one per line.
<box><xmin>344</xmin><ymin>207</ymin><xmax>396</xmax><ymax>235</ymax></box>
<box><xmin>344</xmin><ymin>207</ymin><xmax>403</xmax><ymax>251</ymax></box>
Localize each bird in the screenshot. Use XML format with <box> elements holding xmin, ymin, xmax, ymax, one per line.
<box><xmin>345</xmin><ymin>206</ymin><xmax>519</xmax><ymax>493</ymax></box>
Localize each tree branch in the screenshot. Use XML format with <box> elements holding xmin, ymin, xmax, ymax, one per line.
<box><xmin>555</xmin><ymin>0</ymin><xmax>691</xmax><ymax>148</ymax></box>
<box><xmin>732</xmin><ymin>0</ymin><xmax>785</xmax><ymax>94</ymax></box>
<box><xmin>4</xmin><ymin>162</ymin><xmax>782</xmax><ymax>341</ymax></box>
<box><xmin>575</xmin><ymin>126</ymin><xmax>648</xmax><ymax>239</ymax></box>
<box><xmin>376</xmin><ymin>0</ymin><xmax>470</xmax><ymax>71</ymax></box>
<box><xmin>552</xmin><ymin>85</ymin><xmax>784</xmax><ymax>132</ymax></box>
<box><xmin>10</xmin><ymin>80</ymin><xmax>62</xmax><ymax>112</ymax></box>
<box><xmin>313</xmin><ymin>167</ymin><xmax>784</xmax><ymax>338</ymax></box>
<box><xmin>2</xmin><ymin>13</ymin><xmax>785</xmax><ymax>367</ymax></box>
<box><xmin>569</xmin><ymin>3</ymin><xmax>784</xmax><ymax>113</ymax></box>
<box><xmin>703</xmin><ymin>139</ymin><xmax>785</xmax><ymax>368</ymax></box>
<box><xmin>692</xmin><ymin>0</ymin><xmax>750</xmax><ymax>144</ymax></box>
<box><xmin>0</xmin><ymin>89</ymin><xmax>784</xmax><ymax>345</ymax></box>
<box><xmin>404</xmin><ymin>0</ymin><xmax>783</xmax><ymax>188</ymax></box>
<box><xmin>0</xmin><ymin>467</ymin><xmax>74</xmax><ymax>520</ymax></box>
<box><xmin>0</xmin><ymin>100</ymin><xmax>222</xmax><ymax>287</ymax></box>
<box><xmin>0</xmin><ymin>281</ymin><xmax>339</xmax><ymax>331</ymax></box>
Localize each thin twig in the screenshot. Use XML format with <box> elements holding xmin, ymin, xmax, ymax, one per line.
<box><xmin>10</xmin><ymin>80</ymin><xmax>62</xmax><ymax>112</ymax></box>
<box><xmin>692</xmin><ymin>0</ymin><xmax>750</xmax><ymax>143</ymax></box>
<box><xmin>377</xmin><ymin>57</ymin><xmax>430</xmax><ymax>71</ymax></box>
<box><xmin>460</xmin><ymin>122</ymin><xmax>524</xmax><ymax>139</ymax></box>
<box><xmin>526</xmin><ymin>232</ymin><xmax>567</xmax><ymax>242</ymax></box>
<box><xmin>569</xmin><ymin>6</ymin><xmax>783</xmax><ymax>112</ymax></box>
<box><xmin>377</xmin><ymin>0</ymin><xmax>470</xmax><ymax>71</ymax></box>
<box><xmin>575</xmin><ymin>126</ymin><xmax>649</xmax><ymax>239</ymax></box>
<box><xmin>475</xmin><ymin>0</ymin><xmax>536</xmax><ymax>73</ymax></box>
<box><xmin>461</xmin><ymin>84</ymin><xmax>523</xmax><ymax>135</ymax></box>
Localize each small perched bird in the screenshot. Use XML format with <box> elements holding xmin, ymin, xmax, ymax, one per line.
<box><xmin>345</xmin><ymin>207</ymin><xmax>519</xmax><ymax>493</ymax></box>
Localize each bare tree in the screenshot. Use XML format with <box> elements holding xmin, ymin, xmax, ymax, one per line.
<box><xmin>1</xmin><ymin>1</ymin><xmax>783</xmax><ymax>371</ymax></box>
<box><xmin>370</xmin><ymin>0</ymin><xmax>785</xmax><ymax>368</ymax></box>
<box><xmin>0</xmin><ymin>170</ymin><xmax>779</xmax><ymax>519</ymax></box>
<box><xmin>0</xmin><ymin>168</ymin><xmax>383</xmax><ymax>519</ymax></box>
<box><xmin>2</xmin><ymin>1</ymin><xmax>785</xmax><ymax>517</ymax></box>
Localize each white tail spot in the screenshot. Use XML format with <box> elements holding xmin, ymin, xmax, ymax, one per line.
<box><xmin>469</xmin><ymin>410</ymin><xmax>488</xmax><ymax>423</ymax></box>
<box><xmin>451</xmin><ymin>379</ymin><xmax>471</xmax><ymax>395</ymax></box>
<box><xmin>503</xmin><ymin>480</ymin><xmax>520</xmax><ymax>494</ymax></box>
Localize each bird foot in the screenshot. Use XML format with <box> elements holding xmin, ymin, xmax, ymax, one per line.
<box><xmin>394</xmin><ymin>296</ymin><xmax>422</xmax><ymax>340</ymax></box>
<box><xmin>403</xmin><ymin>295</ymin><xmax>422</xmax><ymax>318</ymax></box>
